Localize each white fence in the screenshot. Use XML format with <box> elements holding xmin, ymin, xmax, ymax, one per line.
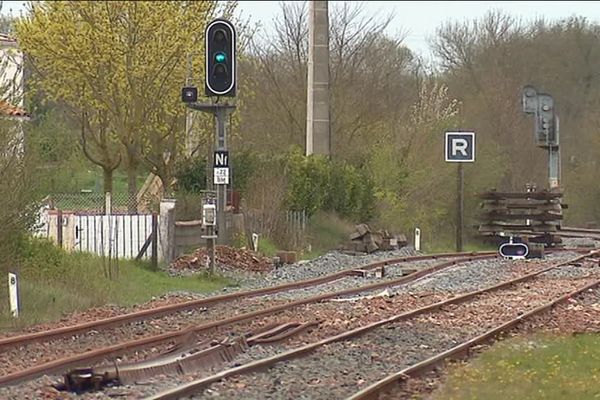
<box><xmin>36</xmin><ymin>210</ymin><xmax>157</xmax><ymax>260</ymax></box>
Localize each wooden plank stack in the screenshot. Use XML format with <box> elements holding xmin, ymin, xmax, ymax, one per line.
<box><xmin>478</xmin><ymin>189</ymin><xmax>565</xmax><ymax>246</ymax></box>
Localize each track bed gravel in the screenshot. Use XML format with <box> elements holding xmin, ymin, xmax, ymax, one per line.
<box><xmin>0</xmin><ymin>251</ymin><xmax>592</xmax><ymax>400</ymax></box>
<box><xmin>0</xmin><ymin>256</ymin><xmax>447</xmax><ymax>378</ymax></box>
<box><xmin>180</xmin><ymin>271</ymin><xmax>600</xmax><ymax>400</ymax></box>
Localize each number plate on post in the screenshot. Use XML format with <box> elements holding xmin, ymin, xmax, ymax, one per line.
<box><xmin>213</xmin><ymin>167</ymin><xmax>229</xmax><ymax>185</ymax></box>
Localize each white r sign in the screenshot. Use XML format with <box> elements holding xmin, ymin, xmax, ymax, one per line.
<box><xmin>445</xmin><ymin>132</ymin><xmax>475</xmax><ymax>162</ymax></box>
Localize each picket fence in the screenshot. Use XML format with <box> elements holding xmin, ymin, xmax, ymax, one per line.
<box><xmin>35</xmin><ymin>210</ymin><xmax>157</xmax><ymax>260</ymax></box>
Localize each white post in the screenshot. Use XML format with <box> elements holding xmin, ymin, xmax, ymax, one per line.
<box><xmin>158</xmin><ymin>199</ymin><xmax>177</xmax><ymax>263</ymax></box>
<box><xmin>8</xmin><ymin>272</ymin><xmax>18</xmax><ymax>318</ymax></box>
<box><xmin>414</xmin><ymin>228</ymin><xmax>421</xmax><ymax>252</ymax></box>
<box><xmin>252</xmin><ymin>233</ymin><xmax>259</xmax><ymax>252</ymax></box>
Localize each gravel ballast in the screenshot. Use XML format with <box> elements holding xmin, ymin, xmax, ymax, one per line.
<box><xmin>0</xmin><ymin>249</ymin><xmax>595</xmax><ymax>400</ymax></box>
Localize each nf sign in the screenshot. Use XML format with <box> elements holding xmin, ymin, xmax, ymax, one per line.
<box><xmin>214</xmin><ymin>150</ymin><xmax>229</xmax><ymax>167</ymax></box>
<box><xmin>445</xmin><ymin>132</ymin><xmax>475</xmax><ymax>162</ymax></box>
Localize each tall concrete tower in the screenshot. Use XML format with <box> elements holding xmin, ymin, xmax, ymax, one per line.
<box><xmin>306</xmin><ymin>0</ymin><xmax>330</xmax><ymax>156</ymax></box>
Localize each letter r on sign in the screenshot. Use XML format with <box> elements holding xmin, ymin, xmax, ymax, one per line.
<box><xmin>452</xmin><ymin>139</ymin><xmax>468</xmax><ymax>157</ymax></box>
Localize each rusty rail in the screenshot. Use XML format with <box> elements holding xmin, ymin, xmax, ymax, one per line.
<box><xmin>0</xmin><ymin>253</ymin><xmax>497</xmax><ymax>387</ymax></box>
<box><xmin>558</xmin><ymin>226</ymin><xmax>600</xmax><ymax>239</ymax></box>
<box><xmin>0</xmin><ymin>251</ymin><xmax>493</xmax><ymax>352</ymax></box>
<box><xmin>346</xmin><ymin>277</ymin><xmax>600</xmax><ymax>400</ymax></box>
<box><xmin>145</xmin><ymin>251</ymin><xmax>598</xmax><ymax>400</ymax></box>
<box><xmin>62</xmin><ymin>321</ymin><xmax>319</xmax><ymax>392</ymax></box>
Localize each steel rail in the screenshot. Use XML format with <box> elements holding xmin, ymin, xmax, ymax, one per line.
<box><xmin>0</xmin><ymin>254</ymin><xmax>497</xmax><ymax>387</ymax></box>
<box><xmin>62</xmin><ymin>321</ymin><xmax>320</xmax><ymax>390</ymax></box>
<box><xmin>0</xmin><ymin>251</ymin><xmax>493</xmax><ymax>351</ymax></box>
<box><xmin>145</xmin><ymin>250</ymin><xmax>598</xmax><ymax>400</ymax></box>
<box><xmin>346</xmin><ymin>276</ymin><xmax>600</xmax><ymax>400</ymax></box>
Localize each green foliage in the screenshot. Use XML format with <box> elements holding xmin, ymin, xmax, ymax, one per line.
<box><xmin>232</xmin><ymin>232</ymin><xmax>248</xmax><ymax>249</ymax></box>
<box><xmin>256</xmin><ymin>236</ymin><xmax>279</xmax><ymax>257</ymax></box>
<box><xmin>230</xmin><ymin>150</ymin><xmax>259</xmax><ymax>194</ymax></box>
<box><xmin>16</xmin><ymin>1</ymin><xmax>233</xmax><ymax>193</ymax></box>
<box><xmin>327</xmin><ymin>160</ymin><xmax>376</xmax><ymax>221</ymax></box>
<box><xmin>0</xmin><ymin>121</ymin><xmax>40</xmax><ymax>274</ymax></box>
<box><xmin>173</xmin><ymin>150</ymin><xmax>258</xmax><ymax>195</ymax></box>
<box><xmin>283</xmin><ymin>148</ymin><xmax>375</xmax><ymax>221</ymax></box>
<box><xmin>174</xmin><ymin>156</ymin><xmax>207</xmax><ymax>194</ymax></box>
<box><xmin>434</xmin><ymin>333</ymin><xmax>600</xmax><ymax>400</ymax></box>
<box><xmin>284</xmin><ymin>149</ymin><xmax>332</xmax><ymax>216</ymax></box>
<box><xmin>366</xmin><ymin>81</ymin><xmax>462</xmax><ymax>238</ymax></box>
<box><xmin>305</xmin><ymin>211</ymin><xmax>354</xmax><ymax>254</ymax></box>
<box><xmin>18</xmin><ymin>237</ymin><xmax>67</xmax><ymax>280</ymax></box>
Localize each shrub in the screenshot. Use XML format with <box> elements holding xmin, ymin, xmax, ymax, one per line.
<box><xmin>283</xmin><ymin>148</ymin><xmax>375</xmax><ymax>221</ymax></box>
<box><xmin>174</xmin><ymin>156</ymin><xmax>207</xmax><ymax>194</ymax></box>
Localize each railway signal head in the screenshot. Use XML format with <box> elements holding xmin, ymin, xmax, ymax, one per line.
<box><xmin>522</xmin><ymin>85</ymin><xmax>558</xmax><ymax>148</ymax></box>
<box><xmin>205</xmin><ymin>19</ymin><xmax>236</xmax><ymax>97</ymax></box>
<box><xmin>536</xmin><ymin>94</ymin><xmax>556</xmax><ymax>147</ymax></box>
<box><xmin>522</xmin><ymin>85</ymin><xmax>538</xmax><ymax>114</ymax></box>
<box><xmin>181</xmin><ymin>86</ymin><xmax>198</xmax><ymax>103</ymax></box>
<box><xmin>499</xmin><ymin>238</ymin><xmax>529</xmax><ymax>260</ymax></box>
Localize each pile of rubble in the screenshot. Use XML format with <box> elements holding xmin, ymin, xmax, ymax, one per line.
<box><xmin>169</xmin><ymin>245</ymin><xmax>273</xmax><ymax>274</ymax></box>
<box><xmin>345</xmin><ymin>224</ymin><xmax>407</xmax><ymax>254</ymax></box>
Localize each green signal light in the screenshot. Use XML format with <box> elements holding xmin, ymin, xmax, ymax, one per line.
<box><xmin>215</xmin><ymin>52</ymin><xmax>226</xmax><ymax>63</ymax></box>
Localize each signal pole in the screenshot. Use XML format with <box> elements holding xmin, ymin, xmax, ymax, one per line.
<box><xmin>306</xmin><ymin>0</ymin><xmax>330</xmax><ymax>156</ymax></box>
<box><xmin>182</xmin><ymin>19</ymin><xmax>236</xmax><ymax>245</ymax></box>
<box><xmin>457</xmin><ymin>163</ymin><xmax>464</xmax><ymax>252</ymax></box>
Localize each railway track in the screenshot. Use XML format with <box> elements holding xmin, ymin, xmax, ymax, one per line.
<box><xmin>347</xmin><ymin>278</ymin><xmax>600</xmax><ymax>399</ymax></box>
<box><xmin>142</xmin><ymin>250</ymin><xmax>600</xmax><ymax>400</ymax></box>
<box><xmin>558</xmin><ymin>226</ymin><xmax>600</xmax><ymax>239</ymax></box>
<box><xmin>0</xmin><ymin>251</ymin><xmax>489</xmax><ymax>350</ymax></box>
<box><xmin>0</xmin><ymin>252</ymin><xmax>502</xmax><ymax>387</ymax></box>
<box><xmin>0</xmin><ymin>248</ymin><xmax>594</xmax><ymax>399</ymax></box>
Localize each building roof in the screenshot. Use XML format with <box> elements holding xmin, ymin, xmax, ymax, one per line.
<box><xmin>0</xmin><ymin>33</ymin><xmax>17</xmax><ymax>48</ymax></box>
<box><xmin>0</xmin><ymin>100</ymin><xmax>30</xmax><ymax>120</ymax></box>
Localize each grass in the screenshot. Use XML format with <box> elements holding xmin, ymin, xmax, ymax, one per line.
<box><xmin>0</xmin><ymin>238</ymin><xmax>231</xmax><ymax>331</ymax></box>
<box><xmin>257</xmin><ymin>212</ymin><xmax>354</xmax><ymax>261</ymax></box>
<box><xmin>433</xmin><ymin>333</ymin><xmax>600</xmax><ymax>400</ymax></box>
<box><xmin>305</xmin><ymin>212</ymin><xmax>354</xmax><ymax>255</ymax></box>
<box><xmin>257</xmin><ymin>236</ymin><xmax>279</xmax><ymax>257</ymax></box>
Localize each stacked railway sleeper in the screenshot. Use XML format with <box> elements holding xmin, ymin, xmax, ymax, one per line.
<box><xmin>478</xmin><ymin>188</ymin><xmax>564</xmax><ymax>247</ymax></box>
<box><xmin>0</xmin><ymin>248</ymin><xmax>596</xmax><ymax>399</ymax></box>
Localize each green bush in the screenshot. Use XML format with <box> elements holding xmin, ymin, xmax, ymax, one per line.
<box><xmin>282</xmin><ymin>148</ymin><xmax>375</xmax><ymax>221</ymax></box>
<box><xmin>174</xmin><ymin>156</ymin><xmax>207</xmax><ymax>194</ymax></box>
<box><xmin>306</xmin><ymin>211</ymin><xmax>354</xmax><ymax>254</ymax></box>
<box><xmin>284</xmin><ymin>149</ymin><xmax>331</xmax><ymax>216</ymax></box>
<box><xmin>230</xmin><ymin>150</ymin><xmax>259</xmax><ymax>194</ymax></box>
<box><xmin>326</xmin><ymin>162</ymin><xmax>376</xmax><ymax>221</ymax></box>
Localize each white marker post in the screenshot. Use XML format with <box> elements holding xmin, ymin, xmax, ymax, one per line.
<box><xmin>252</xmin><ymin>233</ymin><xmax>259</xmax><ymax>252</ymax></box>
<box><xmin>8</xmin><ymin>272</ymin><xmax>19</xmax><ymax>318</ymax></box>
<box><xmin>414</xmin><ymin>228</ymin><xmax>421</xmax><ymax>252</ymax></box>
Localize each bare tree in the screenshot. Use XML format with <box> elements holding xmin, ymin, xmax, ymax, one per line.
<box><xmin>238</xmin><ymin>1</ymin><xmax>417</xmax><ymax>162</ymax></box>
